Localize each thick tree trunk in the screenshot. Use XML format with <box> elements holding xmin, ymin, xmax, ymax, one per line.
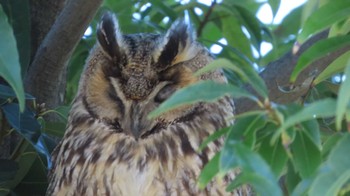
<box><xmin>25</xmin><ymin>0</ymin><xmax>103</xmax><ymax>117</ymax></box>
<box><xmin>29</xmin><ymin>0</ymin><xmax>67</xmax><ymax>64</ymax></box>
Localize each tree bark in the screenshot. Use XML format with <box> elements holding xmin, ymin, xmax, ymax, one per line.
<box><xmin>25</xmin><ymin>0</ymin><xmax>103</xmax><ymax>114</ymax></box>
<box><xmin>29</xmin><ymin>0</ymin><xmax>67</xmax><ymax>64</ymax></box>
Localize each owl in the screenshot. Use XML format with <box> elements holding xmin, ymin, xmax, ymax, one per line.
<box><xmin>46</xmin><ymin>12</ymin><xmax>251</xmax><ymax>196</ymax></box>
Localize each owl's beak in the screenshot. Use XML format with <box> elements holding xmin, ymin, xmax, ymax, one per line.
<box><xmin>123</xmin><ymin>102</ymin><xmax>157</xmax><ymax>139</ymax></box>
<box><xmin>127</xmin><ymin>118</ymin><xmax>154</xmax><ymax>139</ymax></box>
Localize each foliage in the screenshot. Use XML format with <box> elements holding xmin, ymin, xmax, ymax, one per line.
<box><xmin>1</xmin><ymin>0</ymin><xmax>350</xmax><ymax>195</ymax></box>
<box><xmin>0</xmin><ymin>4</ymin><xmax>25</xmax><ymax>112</ymax></box>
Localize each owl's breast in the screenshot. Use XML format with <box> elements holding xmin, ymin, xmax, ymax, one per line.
<box><xmin>77</xmin><ymin>123</ymin><xmax>225</xmax><ymax>195</ymax></box>
<box><xmin>48</xmin><ymin>99</ymin><xmax>237</xmax><ymax>195</ymax></box>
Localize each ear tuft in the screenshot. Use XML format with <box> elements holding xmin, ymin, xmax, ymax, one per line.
<box><xmin>97</xmin><ymin>12</ymin><xmax>124</xmax><ymax>60</ymax></box>
<box><xmin>155</xmin><ymin>19</ymin><xmax>199</xmax><ymax>69</ymax></box>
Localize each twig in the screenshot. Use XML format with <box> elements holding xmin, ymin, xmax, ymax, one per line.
<box><xmin>196</xmin><ymin>0</ymin><xmax>217</xmax><ymax>37</ymax></box>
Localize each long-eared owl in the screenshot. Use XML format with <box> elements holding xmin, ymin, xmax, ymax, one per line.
<box><xmin>47</xmin><ymin>12</ymin><xmax>249</xmax><ymax>195</ymax></box>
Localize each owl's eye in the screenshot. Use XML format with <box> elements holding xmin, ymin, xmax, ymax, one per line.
<box><xmin>154</xmin><ymin>84</ymin><xmax>176</xmax><ymax>103</ymax></box>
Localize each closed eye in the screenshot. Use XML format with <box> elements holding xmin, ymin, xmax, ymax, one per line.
<box><xmin>154</xmin><ymin>84</ymin><xmax>176</xmax><ymax>103</ymax></box>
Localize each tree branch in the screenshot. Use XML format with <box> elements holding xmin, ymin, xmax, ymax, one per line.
<box><xmin>25</xmin><ymin>0</ymin><xmax>103</xmax><ymax>111</ymax></box>
<box><xmin>29</xmin><ymin>0</ymin><xmax>66</xmax><ymax>63</ymax></box>
<box><xmin>235</xmin><ymin>30</ymin><xmax>350</xmax><ymax>113</ymax></box>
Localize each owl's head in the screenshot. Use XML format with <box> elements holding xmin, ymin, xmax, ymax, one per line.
<box><xmin>77</xmin><ymin>13</ymin><xmax>217</xmax><ymax>139</ymax></box>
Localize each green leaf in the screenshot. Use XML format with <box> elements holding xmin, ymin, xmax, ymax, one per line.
<box><xmin>259</xmin><ymin>136</ymin><xmax>288</xmax><ymax>177</ymax></box>
<box><xmin>309</xmin><ymin>134</ymin><xmax>350</xmax><ymax>196</ymax></box>
<box><xmin>53</xmin><ymin>105</ymin><xmax>70</xmax><ymax>123</ymax></box>
<box><xmin>0</xmin><ymin>0</ymin><xmax>31</xmax><ymax>76</ymax></box>
<box><xmin>314</xmin><ymin>50</ymin><xmax>350</xmax><ymax>84</ymax></box>
<box><xmin>268</xmin><ymin>0</ymin><xmax>281</xmax><ymax>17</ymax></box>
<box><xmin>200</xmin><ymin>22</ymin><xmax>222</xmax><ymax>46</ymax></box>
<box><xmin>336</xmin><ymin>63</ymin><xmax>350</xmax><ymax>130</ymax></box>
<box><xmin>195</xmin><ymin>58</ymin><xmax>268</xmax><ymax>99</ymax></box>
<box><xmin>327</xmin><ymin>134</ymin><xmax>350</xmax><ymax>174</ymax></box>
<box><xmin>300</xmin><ymin>0</ymin><xmax>319</xmax><ymax>25</ymax></box>
<box><xmin>222</xmin><ymin>142</ymin><xmax>282</xmax><ymax>196</ymax></box>
<box><xmin>148</xmin><ymin>81</ymin><xmax>255</xmax><ymax>118</ymax></box>
<box><xmin>329</xmin><ymin>18</ymin><xmax>350</xmax><ymax>37</ymax></box>
<box><xmin>13</xmin><ymin>156</ymin><xmax>48</xmax><ymax>195</ymax></box>
<box><xmin>37</xmin><ymin>133</ymin><xmax>58</xmax><ymax>158</ymax></box>
<box><xmin>291</xmin><ymin>131</ymin><xmax>321</xmax><ymax>179</ymax></box>
<box><xmin>298</xmin><ymin>1</ymin><xmax>350</xmax><ymax>43</ymax></box>
<box><xmin>242</xmin><ymin>114</ymin><xmax>267</xmax><ymax>148</ymax></box>
<box><xmin>0</xmin><ymin>159</ymin><xmax>19</xmax><ymax>182</ymax></box>
<box><xmin>1</xmin><ymin>103</ymin><xmax>51</xmax><ymax>165</ymax></box>
<box><xmin>0</xmin><ymin>189</ymin><xmax>10</xmax><ymax>195</ymax></box>
<box><xmin>219</xmin><ymin>114</ymin><xmax>266</xmax><ymax>174</ymax></box>
<box><xmin>1</xmin><ymin>103</ymin><xmax>41</xmax><ymax>143</ymax></box>
<box><xmin>226</xmin><ymin>172</ymin><xmax>282</xmax><ymax>196</ymax></box>
<box><xmin>234</xmin><ymin>5</ymin><xmax>263</xmax><ymax>51</ymax></box>
<box><xmin>219</xmin><ymin>133</ymin><xmax>239</xmax><ymax>175</ymax></box>
<box><xmin>238</xmin><ymin>62</ymin><xmax>268</xmax><ymax>99</ymax></box>
<box><xmin>291</xmin><ymin>178</ymin><xmax>312</xmax><ymax>196</ymax></box>
<box><xmin>0</xmin><ymin>5</ymin><xmax>25</xmax><ymax>111</ymax></box>
<box><xmin>43</xmin><ymin>122</ymin><xmax>66</xmax><ymax>138</ymax></box>
<box><xmin>195</xmin><ymin>58</ymin><xmax>246</xmax><ymax>79</ymax></box>
<box><xmin>227</xmin><ymin>1</ymin><xmax>263</xmax><ymax>12</ymax></box>
<box><xmin>198</xmin><ymin>127</ymin><xmax>229</xmax><ymax>152</ymax></box>
<box><xmin>0</xmin><ymin>84</ymin><xmax>34</xmax><ymax>100</ymax></box>
<box><xmin>309</xmin><ymin>170</ymin><xmax>350</xmax><ymax>196</ymax></box>
<box><xmin>300</xmin><ymin>119</ymin><xmax>321</xmax><ymax>149</ymax></box>
<box><xmin>291</xmin><ymin>35</ymin><xmax>350</xmax><ymax>82</ymax></box>
<box><xmin>197</xmin><ymin>153</ymin><xmax>220</xmax><ymax>189</ymax></box>
<box><xmin>274</xmin><ymin>99</ymin><xmax>336</xmax><ymax>142</ymax></box>
<box><xmin>2</xmin><ymin>141</ymin><xmax>37</xmax><ymax>191</ymax></box>
<box><xmin>285</xmin><ymin>161</ymin><xmax>302</xmax><ymax>194</ymax></box>
<box><xmin>149</xmin><ymin>0</ymin><xmax>178</xmax><ymax>20</ymax></box>
<box><xmin>311</xmin><ymin>81</ymin><xmax>339</xmax><ymax>98</ymax></box>
<box><xmin>219</xmin><ymin>7</ymin><xmax>253</xmax><ymax>61</ymax></box>
<box><xmin>274</xmin><ymin>5</ymin><xmax>302</xmax><ymax>41</ymax></box>
<box><xmin>322</xmin><ymin>133</ymin><xmax>342</xmax><ymax>158</ymax></box>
